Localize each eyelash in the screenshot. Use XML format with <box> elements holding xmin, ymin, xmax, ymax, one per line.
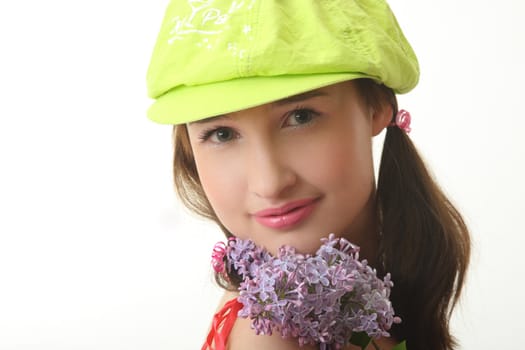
<box><xmin>197</xmin><ymin>107</ymin><xmax>321</xmax><ymax>143</ymax></box>
<box><xmin>282</xmin><ymin>106</ymin><xmax>321</xmax><ymax>128</ymax></box>
<box><xmin>198</xmin><ymin>126</ymin><xmax>237</xmax><ymax>143</ymax></box>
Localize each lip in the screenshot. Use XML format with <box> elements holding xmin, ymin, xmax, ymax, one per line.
<box><xmin>252</xmin><ymin>198</ymin><xmax>319</xmax><ymax>230</ymax></box>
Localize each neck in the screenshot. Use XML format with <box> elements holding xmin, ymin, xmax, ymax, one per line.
<box><xmin>343</xmin><ymin>189</ymin><xmax>380</xmax><ymax>267</ymax></box>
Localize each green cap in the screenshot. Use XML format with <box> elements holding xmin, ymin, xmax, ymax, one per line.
<box><xmin>146</xmin><ymin>0</ymin><xmax>419</xmax><ymax>125</ymax></box>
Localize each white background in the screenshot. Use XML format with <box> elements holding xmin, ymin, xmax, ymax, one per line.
<box><xmin>0</xmin><ymin>0</ymin><xmax>524</xmax><ymax>349</ymax></box>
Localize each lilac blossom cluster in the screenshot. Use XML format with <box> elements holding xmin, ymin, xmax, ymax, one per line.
<box><xmin>224</xmin><ymin>234</ymin><xmax>400</xmax><ymax>349</ymax></box>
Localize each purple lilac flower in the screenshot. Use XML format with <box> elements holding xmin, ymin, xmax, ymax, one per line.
<box><xmin>225</xmin><ymin>233</ymin><xmax>401</xmax><ymax>348</ymax></box>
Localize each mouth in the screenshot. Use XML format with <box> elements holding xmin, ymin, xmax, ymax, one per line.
<box><xmin>252</xmin><ymin>197</ymin><xmax>319</xmax><ymax>230</ymax></box>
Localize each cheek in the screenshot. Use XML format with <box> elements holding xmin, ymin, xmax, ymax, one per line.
<box><xmin>192</xmin><ymin>150</ymin><xmax>247</xmax><ymax>224</ymax></box>
<box><xmin>296</xmin><ymin>125</ymin><xmax>374</xmax><ymax>189</ymax></box>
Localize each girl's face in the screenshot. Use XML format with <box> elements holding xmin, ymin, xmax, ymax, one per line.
<box><xmin>186</xmin><ymin>81</ymin><xmax>390</xmax><ymax>256</ymax></box>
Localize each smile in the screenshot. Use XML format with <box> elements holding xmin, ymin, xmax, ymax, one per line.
<box><xmin>252</xmin><ymin>198</ymin><xmax>319</xmax><ymax>230</ymax></box>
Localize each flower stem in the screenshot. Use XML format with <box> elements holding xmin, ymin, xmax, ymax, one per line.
<box><xmin>371</xmin><ymin>340</ymin><xmax>381</xmax><ymax>350</ymax></box>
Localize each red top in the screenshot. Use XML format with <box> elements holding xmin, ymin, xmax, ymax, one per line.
<box><xmin>201</xmin><ymin>298</ymin><xmax>243</xmax><ymax>350</ymax></box>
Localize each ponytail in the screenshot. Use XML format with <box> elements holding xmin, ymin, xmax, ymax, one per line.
<box><xmin>376</xmin><ymin>110</ymin><xmax>470</xmax><ymax>349</ymax></box>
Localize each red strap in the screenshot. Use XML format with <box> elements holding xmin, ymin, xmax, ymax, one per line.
<box><xmin>201</xmin><ymin>298</ymin><xmax>243</xmax><ymax>350</ymax></box>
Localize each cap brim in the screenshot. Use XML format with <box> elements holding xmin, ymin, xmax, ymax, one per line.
<box><xmin>147</xmin><ymin>73</ymin><xmax>369</xmax><ymax>125</ymax></box>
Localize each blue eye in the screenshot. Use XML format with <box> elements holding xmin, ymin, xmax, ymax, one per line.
<box><xmin>285</xmin><ymin>109</ymin><xmax>319</xmax><ymax>127</ymax></box>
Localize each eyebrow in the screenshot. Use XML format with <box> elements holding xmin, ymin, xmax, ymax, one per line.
<box><xmin>271</xmin><ymin>90</ymin><xmax>328</xmax><ymax>106</ymax></box>
<box><xmin>190</xmin><ymin>114</ymin><xmax>232</xmax><ymax>125</ymax></box>
<box><xmin>189</xmin><ymin>90</ymin><xmax>328</xmax><ymax>124</ymax></box>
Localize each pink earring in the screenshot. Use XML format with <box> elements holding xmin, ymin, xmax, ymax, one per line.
<box><xmin>390</xmin><ymin>109</ymin><xmax>412</xmax><ymax>133</ymax></box>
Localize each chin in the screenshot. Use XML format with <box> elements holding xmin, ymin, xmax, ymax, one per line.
<box><xmin>262</xmin><ymin>232</ymin><xmax>332</xmax><ymax>256</ymax></box>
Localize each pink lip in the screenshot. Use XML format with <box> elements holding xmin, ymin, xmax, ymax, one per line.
<box><xmin>252</xmin><ymin>198</ymin><xmax>319</xmax><ymax>230</ymax></box>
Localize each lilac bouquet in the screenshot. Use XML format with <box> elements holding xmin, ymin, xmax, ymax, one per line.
<box><xmin>216</xmin><ymin>234</ymin><xmax>405</xmax><ymax>350</ymax></box>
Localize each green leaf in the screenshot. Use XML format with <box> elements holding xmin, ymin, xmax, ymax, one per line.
<box><xmin>392</xmin><ymin>340</ymin><xmax>407</xmax><ymax>350</ymax></box>
<box><xmin>349</xmin><ymin>332</ymin><xmax>371</xmax><ymax>349</ymax></box>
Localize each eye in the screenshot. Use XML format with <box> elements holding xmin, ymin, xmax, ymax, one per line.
<box><xmin>199</xmin><ymin>126</ymin><xmax>237</xmax><ymax>143</ymax></box>
<box><xmin>284</xmin><ymin>108</ymin><xmax>319</xmax><ymax>127</ymax></box>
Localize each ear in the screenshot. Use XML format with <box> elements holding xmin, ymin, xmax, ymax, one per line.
<box><xmin>371</xmin><ymin>103</ymin><xmax>393</xmax><ymax>136</ymax></box>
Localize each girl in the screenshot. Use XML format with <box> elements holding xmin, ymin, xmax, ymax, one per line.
<box><xmin>146</xmin><ymin>1</ymin><xmax>470</xmax><ymax>349</ymax></box>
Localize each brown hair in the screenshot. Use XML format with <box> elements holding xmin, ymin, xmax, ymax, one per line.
<box><xmin>171</xmin><ymin>79</ymin><xmax>470</xmax><ymax>350</ymax></box>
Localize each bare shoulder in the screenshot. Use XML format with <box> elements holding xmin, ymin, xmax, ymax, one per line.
<box><xmin>227</xmin><ymin>316</ymin><xmax>318</xmax><ymax>350</ymax></box>
<box><xmin>220</xmin><ymin>290</ymin><xmax>314</xmax><ymax>350</ymax></box>
<box><xmin>228</xmin><ymin>320</ymin><xmax>398</xmax><ymax>350</ymax></box>
<box><xmin>222</xmin><ymin>290</ymin><xmax>398</xmax><ymax>350</ymax></box>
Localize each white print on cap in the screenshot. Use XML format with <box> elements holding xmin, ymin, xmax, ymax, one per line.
<box><xmin>168</xmin><ymin>0</ymin><xmax>256</xmax><ymax>46</ymax></box>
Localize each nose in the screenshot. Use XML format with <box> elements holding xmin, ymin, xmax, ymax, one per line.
<box><xmin>245</xmin><ymin>140</ymin><xmax>297</xmax><ymax>199</ymax></box>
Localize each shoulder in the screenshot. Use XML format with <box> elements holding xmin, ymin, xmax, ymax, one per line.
<box><xmin>221</xmin><ymin>291</ymin><xmax>398</xmax><ymax>350</ymax></box>
<box><xmin>227</xmin><ymin>316</ymin><xmax>318</xmax><ymax>350</ymax></box>
<box><xmin>220</xmin><ymin>290</ymin><xmax>316</xmax><ymax>350</ymax></box>
<box><xmin>228</xmin><ymin>321</ymin><xmax>399</xmax><ymax>350</ymax></box>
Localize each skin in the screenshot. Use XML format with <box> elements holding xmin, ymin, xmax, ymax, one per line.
<box><xmin>187</xmin><ymin>80</ymin><xmax>395</xmax><ymax>349</ymax></box>
<box><xmin>218</xmin><ymin>290</ymin><xmax>398</xmax><ymax>350</ymax></box>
